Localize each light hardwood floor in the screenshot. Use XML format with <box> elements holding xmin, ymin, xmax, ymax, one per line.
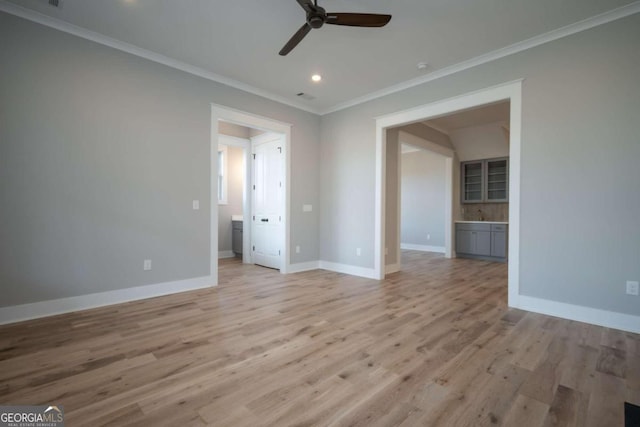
<box><xmin>1</xmin><ymin>251</ymin><xmax>638</xmax><ymax>426</ymax></box>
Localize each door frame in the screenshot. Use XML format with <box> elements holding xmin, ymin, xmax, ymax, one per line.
<box><xmin>211</xmin><ymin>105</ymin><xmax>292</xmax><ymax>282</ymax></box>
<box><xmin>374</xmin><ymin>80</ymin><xmax>522</xmax><ymax>308</ymax></box>
<box><xmin>395</xmin><ymin>131</ymin><xmax>455</xmax><ymax>269</ymax></box>
<box><xmin>250</xmin><ymin>132</ymin><xmax>286</xmax><ymax>270</ymax></box>
<box><xmin>217</xmin><ymin>134</ymin><xmax>251</xmax><ymax>265</ymax></box>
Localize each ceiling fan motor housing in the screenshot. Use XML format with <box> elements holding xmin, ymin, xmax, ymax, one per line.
<box><xmin>307</xmin><ymin>8</ymin><xmax>326</xmax><ymax>28</ymax></box>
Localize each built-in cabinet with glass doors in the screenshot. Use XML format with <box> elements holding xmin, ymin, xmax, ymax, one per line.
<box><xmin>461</xmin><ymin>157</ymin><xmax>509</xmax><ymax>203</ymax></box>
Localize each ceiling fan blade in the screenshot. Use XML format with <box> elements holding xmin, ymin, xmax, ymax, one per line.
<box><xmin>325</xmin><ymin>13</ymin><xmax>391</xmax><ymax>27</ymax></box>
<box><xmin>296</xmin><ymin>0</ymin><xmax>316</xmax><ymax>13</ymax></box>
<box><xmin>279</xmin><ymin>23</ymin><xmax>312</xmax><ymax>56</ymax></box>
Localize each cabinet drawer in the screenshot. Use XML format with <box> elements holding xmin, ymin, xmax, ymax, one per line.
<box><xmin>491</xmin><ymin>224</ymin><xmax>507</xmax><ymax>232</ymax></box>
<box><xmin>456</xmin><ymin>223</ymin><xmax>491</xmax><ymax>232</ymax></box>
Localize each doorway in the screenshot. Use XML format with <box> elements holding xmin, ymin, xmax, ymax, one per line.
<box><xmin>211</xmin><ymin>105</ymin><xmax>292</xmax><ymax>284</ymax></box>
<box><xmin>375</xmin><ymin>80</ymin><xmax>522</xmax><ymax>307</ymax></box>
<box><xmin>384</xmin><ymin>128</ymin><xmax>455</xmax><ymax>274</ymax></box>
<box><xmin>251</xmin><ymin>132</ymin><xmax>285</xmax><ymax>269</ymax></box>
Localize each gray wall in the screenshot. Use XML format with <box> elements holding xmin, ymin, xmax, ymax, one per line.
<box><xmin>0</xmin><ymin>12</ymin><xmax>320</xmax><ymax>307</ymax></box>
<box><xmin>218</xmin><ymin>145</ymin><xmax>244</xmax><ymax>253</ymax></box>
<box><xmin>320</xmin><ymin>13</ymin><xmax>640</xmax><ymax>316</ymax></box>
<box><xmin>401</xmin><ymin>150</ymin><xmax>447</xmax><ymax>248</ymax></box>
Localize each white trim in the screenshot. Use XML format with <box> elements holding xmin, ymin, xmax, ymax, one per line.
<box><xmin>400</xmin><ymin>144</ymin><xmax>421</xmax><ymax>154</ymax></box>
<box><xmin>444</xmin><ymin>157</ymin><xmax>454</xmax><ymax>259</ymax></box>
<box><xmin>2</xmin><ymin>0</ymin><xmax>638</xmax><ymax>116</ymax></box>
<box><xmin>401</xmin><ymin>244</ymin><xmax>446</xmax><ymax>254</ymax></box>
<box><xmin>211</xmin><ymin>106</ymin><xmax>292</xmax><ymax>275</ymax></box>
<box><xmin>216</xmin><ymin>144</ymin><xmax>228</xmax><ymax>205</ymax></box>
<box><xmin>218</xmin><ymin>250</ymin><xmax>235</xmax><ymax>259</ymax></box>
<box><xmin>375</xmin><ymin>80</ymin><xmax>523</xmax><ymax>308</ymax></box>
<box><xmin>396</xmin><ymin>139</ymin><xmax>402</xmax><ymax>276</ymax></box>
<box><xmin>507</xmin><ymin>90</ymin><xmax>522</xmax><ymax>307</ymax></box>
<box><xmin>386</xmin><ymin>263</ymin><xmax>401</xmax><ymax>274</ymax></box>
<box><xmin>321</xmin><ymin>2</ymin><xmax>640</xmax><ymax>115</ymax></box>
<box><xmin>287</xmin><ymin>261</ymin><xmax>320</xmax><ymax>274</ymax></box>
<box><xmin>0</xmin><ymin>275</ymin><xmax>214</xmax><ymax>326</ymax></box>
<box><xmin>514</xmin><ymin>295</ymin><xmax>640</xmax><ymax>334</ymax></box>
<box><xmin>374</xmin><ymin>125</ymin><xmax>386</xmax><ymax>280</ymax></box>
<box><xmin>319</xmin><ymin>261</ymin><xmax>379</xmax><ymax>280</ymax></box>
<box><xmin>218</xmin><ymin>134</ymin><xmax>250</xmax><ymax>148</ymax></box>
<box><xmin>0</xmin><ymin>0</ymin><xmax>317</xmax><ymax>115</ymax></box>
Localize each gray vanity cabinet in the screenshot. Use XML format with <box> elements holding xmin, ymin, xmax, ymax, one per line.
<box><xmin>232</xmin><ymin>220</ymin><xmax>243</xmax><ymax>256</ymax></box>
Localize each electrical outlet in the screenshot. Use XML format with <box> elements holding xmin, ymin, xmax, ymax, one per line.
<box><xmin>143</xmin><ymin>259</ymin><xmax>152</xmax><ymax>271</ymax></box>
<box><xmin>295</xmin><ymin>245</ymin><xmax>301</xmax><ymax>254</ymax></box>
<box><xmin>627</xmin><ymin>281</ymin><xmax>639</xmax><ymax>296</ymax></box>
<box><xmin>192</xmin><ymin>200</ymin><xmax>200</xmax><ymax>210</ymax></box>
<box><xmin>356</xmin><ymin>248</ymin><xmax>362</xmax><ymax>256</ymax></box>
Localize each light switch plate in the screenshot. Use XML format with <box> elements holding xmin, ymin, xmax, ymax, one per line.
<box><xmin>303</xmin><ymin>204</ymin><xmax>312</xmax><ymax>212</ymax></box>
<box><xmin>192</xmin><ymin>200</ymin><xmax>200</xmax><ymax>210</ymax></box>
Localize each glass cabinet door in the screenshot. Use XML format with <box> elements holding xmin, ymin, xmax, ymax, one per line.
<box><xmin>486</xmin><ymin>158</ymin><xmax>508</xmax><ymax>202</ymax></box>
<box><xmin>462</xmin><ymin>161</ymin><xmax>483</xmax><ymax>203</ymax></box>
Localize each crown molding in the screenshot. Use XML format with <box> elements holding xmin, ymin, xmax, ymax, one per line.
<box><xmin>1</xmin><ymin>0</ymin><xmax>638</xmax><ymax>116</ymax></box>
<box><xmin>0</xmin><ymin>0</ymin><xmax>321</xmax><ymax>115</ymax></box>
<box><xmin>320</xmin><ymin>1</ymin><xmax>640</xmax><ymax>115</ymax></box>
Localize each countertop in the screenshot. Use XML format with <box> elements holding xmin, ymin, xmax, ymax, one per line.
<box><xmin>455</xmin><ymin>220</ymin><xmax>508</xmax><ymax>225</ymax></box>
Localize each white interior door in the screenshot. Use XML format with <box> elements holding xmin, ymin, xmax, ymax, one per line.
<box><xmin>251</xmin><ymin>134</ymin><xmax>284</xmax><ymax>269</ymax></box>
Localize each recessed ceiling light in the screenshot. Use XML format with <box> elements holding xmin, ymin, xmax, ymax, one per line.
<box><xmin>311</xmin><ymin>74</ymin><xmax>322</xmax><ymax>82</ymax></box>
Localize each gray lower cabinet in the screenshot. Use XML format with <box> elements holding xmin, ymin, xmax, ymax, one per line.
<box><xmin>456</xmin><ymin>223</ymin><xmax>507</xmax><ymax>262</ymax></box>
<box><xmin>232</xmin><ymin>220</ymin><xmax>243</xmax><ymax>255</ymax></box>
<box><xmin>490</xmin><ymin>224</ymin><xmax>507</xmax><ymax>258</ymax></box>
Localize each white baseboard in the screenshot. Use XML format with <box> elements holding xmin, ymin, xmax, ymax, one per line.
<box><xmin>386</xmin><ymin>263</ymin><xmax>400</xmax><ymax>274</ymax></box>
<box><xmin>218</xmin><ymin>250</ymin><xmax>236</xmax><ymax>259</ymax></box>
<box><xmin>0</xmin><ymin>275</ymin><xmax>216</xmax><ymax>326</ymax></box>
<box><xmin>514</xmin><ymin>295</ymin><xmax>640</xmax><ymax>334</ymax></box>
<box><xmin>401</xmin><ymin>243</ymin><xmax>446</xmax><ymax>253</ymax></box>
<box><xmin>287</xmin><ymin>261</ymin><xmax>320</xmax><ymax>274</ymax></box>
<box><xmin>318</xmin><ymin>261</ymin><xmax>379</xmax><ymax>280</ymax></box>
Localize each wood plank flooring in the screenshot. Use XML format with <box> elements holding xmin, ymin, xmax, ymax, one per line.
<box><xmin>0</xmin><ymin>251</ymin><xmax>638</xmax><ymax>426</ymax></box>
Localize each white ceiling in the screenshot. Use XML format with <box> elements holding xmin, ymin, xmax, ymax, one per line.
<box><xmin>425</xmin><ymin>101</ymin><xmax>510</xmax><ymax>132</ymax></box>
<box><xmin>3</xmin><ymin>0</ymin><xmax>638</xmax><ymax>113</ymax></box>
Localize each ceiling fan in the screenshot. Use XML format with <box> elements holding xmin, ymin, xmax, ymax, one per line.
<box><xmin>279</xmin><ymin>0</ymin><xmax>392</xmax><ymax>56</ymax></box>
